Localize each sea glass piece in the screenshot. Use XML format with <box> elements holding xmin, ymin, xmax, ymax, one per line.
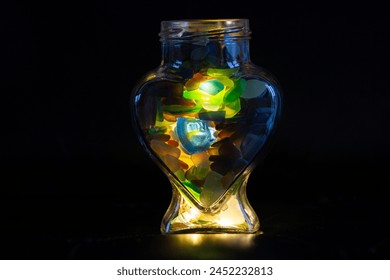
<box><xmin>200</xmin><ymin>171</ymin><xmax>226</xmax><ymax>207</ymax></box>
<box><xmin>162</xmin><ymin>104</ymin><xmax>201</xmax><ymax>114</ymax></box>
<box><xmin>216</xmin><ymin>76</ymin><xmax>234</xmax><ymax>89</ymax></box>
<box><xmin>241</xmin><ymin>79</ymin><xmax>267</xmax><ymax>99</ymax></box>
<box><xmin>191</xmin><ymin>46</ymin><xmax>209</xmax><ymax>61</ymax></box>
<box><xmin>175</xmin><ymin>117</ymin><xmax>216</xmax><ymax>155</ymax></box>
<box><xmin>206</xmin><ymin>67</ymin><xmax>239</xmax><ymax>77</ymax></box>
<box><xmin>150</xmin><ymin>139</ymin><xmax>181</xmax><ymax>158</ymax></box>
<box><xmin>224</xmin><ymin>78</ymin><xmax>246</xmax><ymax>103</ymax></box>
<box><xmin>240</xmin><ymin>133</ymin><xmax>266</xmax><ymax>160</ymax></box>
<box><xmin>199</xmin><ymin>79</ymin><xmax>225</xmax><ymax>95</ymax></box>
<box><xmin>224</xmin><ymin>98</ymin><xmax>241</xmax><ymax>118</ymax></box>
<box><xmin>185</xmin><ymin>73</ymin><xmax>205</xmax><ymax>91</ymax></box>
<box><xmin>198</xmin><ymin>111</ymin><xmax>226</xmax><ymax>122</ymax></box>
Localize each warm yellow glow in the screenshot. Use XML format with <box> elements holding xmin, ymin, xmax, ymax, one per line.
<box><xmin>181</xmin><ymin>205</ymin><xmax>200</xmax><ymax>222</ymax></box>
<box><xmin>174</xmin><ymin>233</ymin><xmax>257</xmax><ymax>248</ymax></box>
<box><xmin>189</xmin><ymin>234</ymin><xmax>202</xmax><ymax>246</ymax></box>
<box><xmin>216</xmin><ymin>197</ymin><xmax>246</xmax><ymax>225</ymax></box>
<box><xmin>218</xmin><ymin>218</ymin><xmax>233</xmax><ymax>226</ymax></box>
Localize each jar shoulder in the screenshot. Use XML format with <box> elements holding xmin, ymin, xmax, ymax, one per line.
<box><xmin>132</xmin><ymin>63</ymin><xmax>283</xmax><ymax>95</ymax></box>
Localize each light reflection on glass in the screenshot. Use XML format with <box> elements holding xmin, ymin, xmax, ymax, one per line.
<box><xmin>173</xmin><ymin>233</ymin><xmax>261</xmax><ymax>248</ymax></box>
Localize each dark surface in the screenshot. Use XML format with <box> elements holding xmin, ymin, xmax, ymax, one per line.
<box><xmin>2</xmin><ymin>195</ymin><xmax>390</xmax><ymax>259</ymax></box>
<box><xmin>2</xmin><ymin>165</ymin><xmax>390</xmax><ymax>260</ymax></box>
<box><xmin>1</xmin><ymin>2</ymin><xmax>390</xmax><ymax>259</ymax></box>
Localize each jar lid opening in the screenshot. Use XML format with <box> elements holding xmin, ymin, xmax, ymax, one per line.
<box><xmin>159</xmin><ymin>19</ymin><xmax>251</xmax><ymax>40</ymax></box>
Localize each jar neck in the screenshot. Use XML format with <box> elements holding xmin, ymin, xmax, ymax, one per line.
<box><xmin>159</xmin><ymin>19</ymin><xmax>252</xmax><ymax>73</ymax></box>
<box><xmin>161</xmin><ymin>38</ymin><xmax>251</xmax><ymax>69</ymax></box>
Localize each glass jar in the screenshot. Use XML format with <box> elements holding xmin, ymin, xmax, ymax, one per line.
<box><xmin>131</xmin><ymin>19</ymin><xmax>282</xmax><ymax>234</ymax></box>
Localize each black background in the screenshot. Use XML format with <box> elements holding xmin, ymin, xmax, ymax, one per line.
<box><xmin>1</xmin><ymin>1</ymin><xmax>390</xmax><ymax>259</ymax></box>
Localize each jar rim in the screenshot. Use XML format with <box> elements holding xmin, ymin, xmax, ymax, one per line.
<box><xmin>159</xmin><ymin>19</ymin><xmax>251</xmax><ymax>40</ymax></box>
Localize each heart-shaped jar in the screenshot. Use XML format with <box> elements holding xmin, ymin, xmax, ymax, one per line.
<box><xmin>131</xmin><ymin>19</ymin><xmax>282</xmax><ymax>233</ymax></box>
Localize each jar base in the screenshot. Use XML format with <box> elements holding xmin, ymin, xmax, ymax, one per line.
<box><xmin>161</xmin><ymin>187</ymin><xmax>260</xmax><ymax>234</ymax></box>
<box><xmin>161</xmin><ymin>227</ymin><xmax>260</xmax><ymax>234</ymax></box>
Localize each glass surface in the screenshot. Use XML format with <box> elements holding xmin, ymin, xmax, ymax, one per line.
<box><xmin>131</xmin><ymin>19</ymin><xmax>282</xmax><ymax>233</ymax></box>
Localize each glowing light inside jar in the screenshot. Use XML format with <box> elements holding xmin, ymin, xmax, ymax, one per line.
<box><xmin>199</xmin><ymin>79</ymin><xmax>225</xmax><ymax>95</ymax></box>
